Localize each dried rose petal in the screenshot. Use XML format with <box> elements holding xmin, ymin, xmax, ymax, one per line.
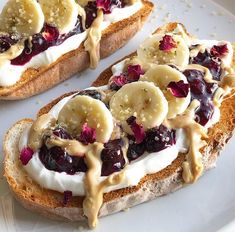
<box><xmin>127</xmin><ymin>64</ymin><xmax>145</xmax><ymax>81</ymax></box>
<box><xmin>78</xmin><ymin>123</ymin><xmax>96</xmax><ymax>145</ymax></box>
<box><xmin>113</xmin><ymin>75</ymin><xmax>128</xmax><ymax>86</ymax></box>
<box><xmin>63</xmin><ymin>190</ymin><xmax>72</xmax><ymax>205</ymax></box>
<box><xmin>42</xmin><ymin>24</ymin><xmax>59</xmax><ymax>42</ymax></box>
<box><xmin>97</xmin><ymin>0</ymin><xmax>112</xmax><ymax>13</ymax></box>
<box><xmin>210</xmin><ymin>44</ymin><xmax>228</xmax><ymax>57</ymax></box>
<box><xmin>20</xmin><ymin>147</ymin><xmax>34</xmax><ymax>165</ymax></box>
<box><xmin>159</xmin><ymin>35</ymin><xmax>177</xmax><ymax>52</ymax></box>
<box><xmin>167</xmin><ymin>80</ymin><xmax>189</xmax><ymax>98</ymax></box>
<box><xmin>126</xmin><ymin>116</ymin><xmax>146</xmax><ymax>144</ymax></box>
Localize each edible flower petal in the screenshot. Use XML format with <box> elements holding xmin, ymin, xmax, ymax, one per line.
<box><xmin>159</xmin><ymin>35</ymin><xmax>177</xmax><ymax>51</ymax></box>
<box><xmin>42</xmin><ymin>24</ymin><xmax>59</xmax><ymax>42</ymax></box>
<box><xmin>63</xmin><ymin>191</ymin><xmax>73</xmax><ymax>205</ymax></box>
<box><xmin>20</xmin><ymin>147</ymin><xmax>34</xmax><ymax>165</ymax></box>
<box><xmin>210</xmin><ymin>44</ymin><xmax>228</xmax><ymax>57</ymax></box>
<box><xmin>113</xmin><ymin>75</ymin><xmax>128</xmax><ymax>86</ymax></box>
<box><xmin>97</xmin><ymin>0</ymin><xmax>112</xmax><ymax>13</ymax></box>
<box><xmin>127</xmin><ymin>116</ymin><xmax>146</xmax><ymax>144</ymax></box>
<box><xmin>167</xmin><ymin>80</ymin><xmax>189</xmax><ymax>98</ymax></box>
<box><xmin>78</xmin><ymin>123</ymin><xmax>96</xmax><ymax>145</ymax></box>
<box><xmin>127</xmin><ymin>64</ymin><xmax>145</xmax><ymax>81</ymax></box>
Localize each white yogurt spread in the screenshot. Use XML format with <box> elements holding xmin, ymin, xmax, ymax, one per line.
<box><xmin>0</xmin><ymin>2</ymin><xmax>143</xmax><ymax>87</ymax></box>
<box><xmin>19</xmin><ymin>120</ymin><xmax>187</xmax><ymax>196</ymax></box>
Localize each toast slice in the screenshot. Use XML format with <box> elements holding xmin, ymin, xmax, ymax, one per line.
<box><xmin>3</xmin><ymin>22</ymin><xmax>235</xmax><ymax>227</ymax></box>
<box><xmin>0</xmin><ymin>0</ymin><xmax>153</xmax><ymax>100</ymax></box>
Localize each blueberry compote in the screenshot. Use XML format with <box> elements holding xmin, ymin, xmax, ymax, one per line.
<box><xmin>0</xmin><ymin>34</ymin><xmax>20</xmax><ymax>53</ymax></box>
<box><xmin>127</xmin><ymin>125</ymin><xmax>176</xmax><ymax>162</ymax></box>
<box><xmin>39</xmin><ymin>127</ymin><xmax>87</xmax><ymax>175</ymax></box>
<box><xmin>11</xmin><ymin>19</ymin><xmax>84</xmax><ymax>66</ymax></box>
<box><xmin>75</xmin><ymin>89</ymin><xmax>103</xmax><ymax>100</ymax></box>
<box><xmin>85</xmin><ymin>0</ymin><xmax>126</xmax><ymax>28</ymax></box>
<box><xmin>190</xmin><ymin>49</ymin><xmax>222</xmax><ymax>81</ymax></box>
<box><xmin>183</xmin><ymin>69</ymin><xmax>218</xmax><ymax>126</ymax></box>
<box><xmin>101</xmin><ymin>139</ymin><xmax>126</xmax><ymax>176</ymax></box>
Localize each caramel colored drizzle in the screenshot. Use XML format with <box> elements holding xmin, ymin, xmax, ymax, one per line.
<box><xmin>46</xmin><ymin>137</ymin><xmax>90</xmax><ymax>157</ymax></box>
<box><xmin>186</xmin><ymin>64</ymin><xmax>216</xmax><ymax>83</ymax></box>
<box><xmin>83</xmin><ymin>143</ymin><xmax>125</xmax><ymax>228</ymax></box>
<box><xmin>28</xmin><ymin>114</ymin><xmax>56</xmax><ymax>151</ymax></box>
<box><xmin>77</xmin><ymin>4</ymin><xmax>87</xmax><ymax>30</ymax></box>
<box><xmin>164</xmin><ymin>100</ymin><xmax>208</xmax><ymax>183</ymax></box>
<box><xmin>84</xmin><ymin>9</ymin><xmax>104</xmax><ymax>69</ymax></box>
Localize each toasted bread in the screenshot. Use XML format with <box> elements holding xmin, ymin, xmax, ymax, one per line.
<box><xmin>3</xmin><ymin>22</ymin><xmax>235</xmax><ymax>223</ymax></box>
<box><xmin>0</xmin><ymin>0</ymin><xmax>153</xmax><ymax>100</ymax></box>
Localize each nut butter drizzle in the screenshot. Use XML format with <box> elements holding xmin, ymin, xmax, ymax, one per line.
<box><xmin>84</xmin><ymin>9</ymin><xmax>104</xmax><ymax>69</ymax></box>
<box><xmin>164</xmin><ymin>100</ymin><xmax>208</xmax><ymax>183</ymax></box>
<box><xmin>83</xmin><ymin>143</ymin><xmax>125</xmax><ymax>228</ymax></box>
<box><xmin>28</xmin><ymin>114</ymin><xmax>56</xmax><ymax>151</ymax></box>
<box><xmin>47</xmin><ymin>136</ymin><xmax>125</xmax><ymax>228</ymax></box>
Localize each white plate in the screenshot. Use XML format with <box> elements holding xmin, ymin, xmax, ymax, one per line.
<box><xmin>0</xmin><ymin>0</ymin><xmax>235</xmax><ymax>231</ymax></box>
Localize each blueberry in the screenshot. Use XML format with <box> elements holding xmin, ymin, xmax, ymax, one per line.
<box><xmin>39</xmin><ymin>145</ymin><xmax>87</xmax><ymax>175</ymax></box>
<box><xmin>101</xmin><ymin>139</ymin><xmax>126</xmax><ymax>176</ymax></box>
<box><xmin>75</xmin><ymin>89</ymin><xmax>103</xmax><ymax>100</ymax></box>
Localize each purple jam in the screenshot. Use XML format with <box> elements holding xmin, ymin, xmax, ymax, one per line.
<box><xmin>101</xmin><ymin>139</ymin><xmax>126</xmax><ymax>176</ymax></box>
<box><xmin>11</xmin><ymin>20</ymin><xmax>83</xmax><ymax>66</ymax></box>
<box><xmin>127</xmin><ymin>125</ymin><xmax>176</xmax><ymax>161</ymax></box>
<box><xmin>39</xmin><ymin>127</ymin><xmax>87</xmax><ymax>175</ymax></box>
<box><xmin>127</xmin><ymin>135</ymin><xmax>146</xmax><ymax>161</ymax></box>
<box><xmin>53</xmin><ymin>127</ymin><xmax>72</xmax><ymax>139</ymax></box>
<box><xmin>85</xmin><ymin>0</ymin><xmax>125</xmax><ymax>28</ymax></box>
<box><xmin>110</xmin><ymin>64</ymin><xmax>145</xmax><ymax>91</ymax></box>
<box><xmin>183</xmin><ymin>69</ymin><xmax>218</xmax><ymax>126</ymax></box>
<box><xmin>75</xmin><ymin>89</ymin><xmax>103</xmax><ymax>101</ymax></box>
<box><xmin>0</xmin><ymin>34</ymin><xmax>19</xmax><ymax>53</ymax></box>
<box><xmin>39</xmin><ymin>145</ymin><xmax>87</xmax><ymax>175</ymax></box>
<box><xmin>190</xmin><ymin>49</ymin><xmax>222</xmax><ymax>81</ymax></box>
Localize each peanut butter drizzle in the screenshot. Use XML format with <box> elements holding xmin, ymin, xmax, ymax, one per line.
<box><xmin>77</xmin><ymin>4</ymin><xmax>86</xmax><ymax>30</ymax></box>
<box><xmin>47</xmin><ymin>137</ymin><xmax>125</xmax><ymax>228</ymax></box>
<box><xmin>47</xmin><ymin>137</ymin><xmax>91</xmax><ymax>157</ymax></box>
<box><xmin>83</xmin><ymin>142</ymin><xmax>125</xmax><ymax>228</ymax></box>
<box><xmin>186</xmin><ymin>64</ymin><xmax>216</xmax><ymax>83</ymax></box>
<box><xmin>220</xmin><ymin>73</ymin><xmax>235</xmax><ymax>90</ymax></box>
<box><xmin>190</xmin><ymin>44</ymin><xmax>206</xmax><ymax>58</ymax></box>
<box><xmin>164</xmin><ymin>100</ymin><xmax>208</xmax><ymax>183</ymax></box>
<box><xmin>28</xmin><ymin>114</ymin><xmax>56</xmax><ymax>151</ymax></box>
<box><xmin>84</xmin><ymin>9</ymin><xmax>103</xmax><ymax>69</ymax></box>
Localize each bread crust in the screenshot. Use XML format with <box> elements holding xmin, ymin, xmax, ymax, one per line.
<box><xmin>0</xmin><ymin>1</ymin><xmax>153</xmax><ymax>100</ymax></box>
<box><xmin>3</xmin><ymin>23</ymin><xmax>235</xmax><ymax>222</ymax></box>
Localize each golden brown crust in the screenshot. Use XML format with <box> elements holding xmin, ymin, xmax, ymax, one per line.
<box><xmin>0</xmin><ymin>0</ymin><xmax>153</xmax><ymax>100</ymax></box>
<box><xmin>4</xmin><ymin>22</ymin><xmax>235</xmax><ymax>221</ymax></box>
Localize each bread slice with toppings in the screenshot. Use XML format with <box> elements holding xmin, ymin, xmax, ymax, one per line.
<box><xmin>0</xmin><ymin>0</ymin><xmax>153</xmax><ymax>100</ymax></box>
<box><xmin>3</xmin><ymin>22</ymin><xmax>235</xmax><ymax>228</ymax></box>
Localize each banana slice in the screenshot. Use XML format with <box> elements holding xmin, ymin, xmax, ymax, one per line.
<box><xmin>110</xmin><ymin>81</ymin><xmax>168</xmax><ymax>132</ymax></box>
<box><xmin>58</xmin><ymin>95</ymin><xmax>113</xmax><ymax>143</ymax></box>
<box><xmin>140</xmin><ymin>65</ymin><xmax>191</xmax><ymax>119</ymax></box>
<box><xmin>0</xmin><ymin>0</ymin><xmax>44</xmax><ymax>36</ymax></box>
<box><xmin>39</xmin><ymin>0</ymin><xmax>79</xmax><ymax>34</ymax></box>
<box><xmin>137</xmin><ymin>33</ymin><xmax>190</xmax><ymax>67</ymax></box>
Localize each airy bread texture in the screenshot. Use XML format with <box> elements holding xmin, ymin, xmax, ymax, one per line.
<box><xmin>4</xmin><ymin>22</ymin><xmax>235</xmax><ymax>222</ymax></box>
<box><xmin>0</xmin><ymin>0</ymin><xmax>153</xmax><ymax>100</ymax></box>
